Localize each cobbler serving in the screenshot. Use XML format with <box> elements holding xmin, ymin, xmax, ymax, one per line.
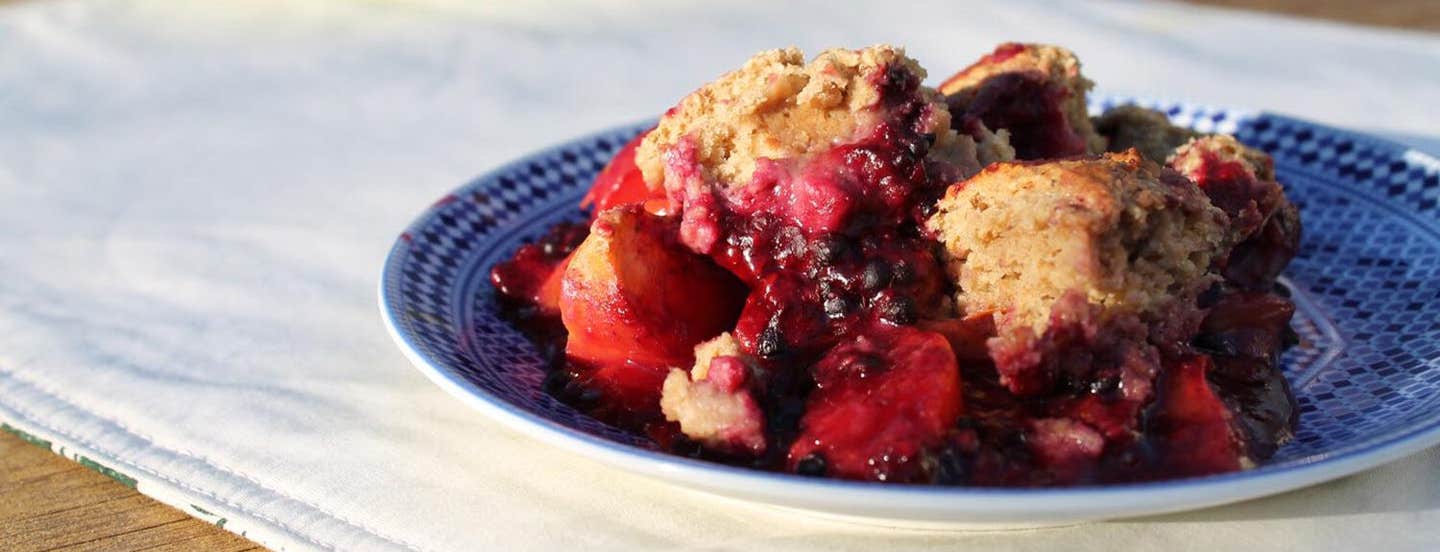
<box><xmin>490</xmin><ymin>43</ymin><xmax>1301</xmax><ymax>486</ymax></box>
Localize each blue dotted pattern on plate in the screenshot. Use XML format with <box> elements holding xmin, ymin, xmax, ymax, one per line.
<box><xmin>382</xmin><ymin>100</ymin><xmax>1440</xmax><ymax>473</ymax></box>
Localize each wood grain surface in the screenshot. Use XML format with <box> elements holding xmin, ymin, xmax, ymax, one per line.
<box><xmin>0</xmin><ymin>431</ymin><xmax>261</xmax><ymax>552</ymax></box>
<box><xmin>0</xmin><ymin>2</ymin><xmax>1434</xmax><ymax>551</ymax></box>
<box><xmin>1190</xmin><ymin>0</ymin><xmax>1440</xmax><ymax>32</ymax></box>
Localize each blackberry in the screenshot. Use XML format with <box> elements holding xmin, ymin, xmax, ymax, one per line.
<box><xmin>933</xmin><ymin>446</ymin><xmax>970</xmax><ymax>485</ymax></box>
<box><xmin>756</xmin><ymin>326</ymin><xmax>784</xmax><ymax>358</ymax></box>
<box><xmin>891</xmin><ymin>260</ymin><xmax>914</xmax><ymax>284</ymax></box>
<box><xmin>1089</xmin><ymin>375</ymin><xmax>1122</xmax><ymax>398</ymax></box>
<box><xmin>877</xmin><ymin>295</ymin><xmax>917</xmax><ymax>325</ymax></box>
<box><xmin>861</xmin><ymin>262</ymin><xmax>891</xmax><ymax>291</ymax></box>
<box><xmin>576</xmin><ymin>387</ymin><xmax>604</xmax><ymax>408</ymax></box>
<box><xmin>796</xmin><ymin>453</ymin><xmax>828</xmax><ymax>477</ymax></box>
<box><xmin>810</xmin><ymin>235</ymin><xmax>850</xmax><ymax>264</ymax></box>
<box><xmin>541</xmin><ymin>369</ymin><xmax>570</xmax><ymax>395</ymax></box>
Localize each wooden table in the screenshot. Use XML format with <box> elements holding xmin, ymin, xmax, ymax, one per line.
<box><xmin>2</xmin><ymin>3</ymin><xmax>1436</xmax><ymax>551</ymax></box>
<box><xmin>1190</xmin><ymin>0</ymin><xmax>1440</xmax><ymax>31</ymax></box>
<box><xmin>0</xmin><ymin>431</ymin><xmax>260</xmax><ymax>552</ymax></box>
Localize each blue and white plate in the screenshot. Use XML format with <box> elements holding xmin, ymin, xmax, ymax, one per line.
<box><xmin>379</xmin><ymin>99</ymin><xmax>1440</xmax><ymax>528</ymax></box>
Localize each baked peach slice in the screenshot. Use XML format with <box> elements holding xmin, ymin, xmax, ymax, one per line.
<box><xmin>918</xmin><ymin>312</ymin><xmax>996</xmax><ymax>362</ymax></box>
<box><xmin>532</xmin><ymin>256</ymin><xmax>569</xmax><ymax>315</ymax></box>
<box><xmin>580</xmin><ymin>129</ymin><xmax>667</xmax><ymax>215</ymax></box>
<box><xmin>489</xmin><ymin>221</ymin><xmax>589</xmax><ymax>334</ymax></box>
<box><xmin>560</xmin><ymin>206</ymin><xmax>746</xmax><ymax>410</ymax></box>
<box><xmin>787</xmin><ymin>326</ymin><xmax>962</xmax><ymax>482</ymax></box>
<box><xmin>1146</xmin><ymin>354</ymin><xmax>1251</xmax><ymax>476</ymax></box>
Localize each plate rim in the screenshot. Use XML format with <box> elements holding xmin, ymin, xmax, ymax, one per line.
<box><xmin>378</xmin><ymin>108</ymin><xmax>1440</xmax><ymax>520</ymax></box>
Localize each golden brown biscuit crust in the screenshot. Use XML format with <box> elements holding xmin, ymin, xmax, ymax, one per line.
<box><xmin>659</xmin><ymin>333</ymin><xmax>766</xmax><ymax>454</ymax></box>
<box><xmin>928</xmin><ymin>150</ymin><xmax>1228</xmax><ymax>333</ymax></box>
<box><xmin>636</xmin><ymin>45</ymin><xmax>995</xmax><ymax>193</ymax></box>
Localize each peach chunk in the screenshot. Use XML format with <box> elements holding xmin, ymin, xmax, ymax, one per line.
<box><xmin>581</xmin><ymin>129</ymin><xmax>666</xmax><ymax>215</ymax></box>
<box><xmin>560</xmin><ymin>206</ymin><xmax>747</xmax><ymax>410</ymax></box>
<box><xmin>1147</xmin><ymin>354</ymin><xmax>1251</xmax><ymax>476</ymax></box>
<box><xmin>787</xmin><ymin>326</ymin><xmax>962</xmax><ymax>482</ymax></box>
<box><xmin>532</xmin><ymin>254</ymin><xmax>570</xmax><ymax>315</ymax></box>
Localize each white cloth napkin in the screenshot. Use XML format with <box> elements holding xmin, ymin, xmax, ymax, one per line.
<box><xmin>2</xmin><ymin>1</ymin><xmax>1439</xmax><ymax>550</ymax></box>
